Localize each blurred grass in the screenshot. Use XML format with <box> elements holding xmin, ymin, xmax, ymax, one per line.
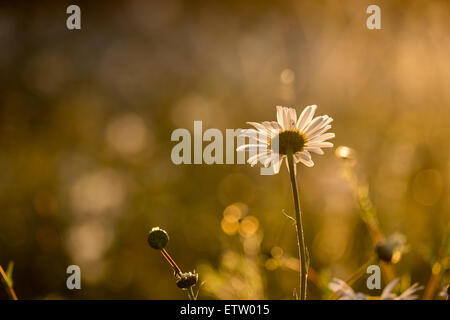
<box><xmin>0</xmin><ymin>0</ymin><xmax>449</xmax><ymax>299</ymax></box>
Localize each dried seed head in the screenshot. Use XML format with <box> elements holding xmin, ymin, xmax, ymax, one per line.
<box><xmin>375</xmin><ymin>242</ymin><xmax>394</xmax><ymax>262</ymax></box>
<box><xmin>375</xmin><ymin>233</ymin><xmax>408</xmax><ymax>264</ymax></box>
<box><xmin>148</xmin><ymin>227</ymin><xmax>169</xmax><ymax>250</ymax></box>
<box><xmin>176</xmin><ymin>272</ymin><xmax>198</xmax><ymax>289</ymax></box>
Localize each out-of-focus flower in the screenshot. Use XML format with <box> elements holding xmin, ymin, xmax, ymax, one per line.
<box><xmin>328</xmin><ymin>278</ymin><xmax>369</xmax><ymax>300</ymax></box>
<box><xmin>335</xmin><ymin>145</ymin><xmax>356</xmax><ymax>163</ymax></box>
<box><xmin>237</xmin><ymin>105</ymin><xmax>334</xmax><ymax>174</ymax></box>
<box><xmin>375</xmin><ymin>233</ymin><xmax>409</xmax><ymax>264</ymax></box>
<box><xmin>106</xmin><ymin>113</ymin><xmax>149</xmax><ymax>156</ymax></box>
<box><xmin>70</xmin><ymin>169</ymin><xmax>126</xmax><ymax>216</ymax></box>
<box><xmin>329</xmin><ymin>278</ymin><xmax>423</xmax><ymax>300</ymax></box>
<box><xmin>439</xmin><ymin>284</ymin><xmax>449</xmax><ymax>300</ymax></box>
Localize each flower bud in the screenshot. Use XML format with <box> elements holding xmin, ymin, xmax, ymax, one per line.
<box><xmin>148</xmin><ymin>227</ymin><xmax>169</xmax><ymax>250</ymax></box>
<box><xmin>176</xmin><ymin>272</ymin><xmax>198</xmax><ymax>289</ymax></box>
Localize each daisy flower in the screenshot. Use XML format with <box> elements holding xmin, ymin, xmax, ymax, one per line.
<box><xmin>329</xmin><ymin>278</ymin><xmax>423</xmax><ymax>300</ymax></box>
<box><xmin>237</xmin><ymin>104</ymin><xmax>335</xmax><ymax>300</ymax></box>
<box><xmin>237</xmin><ymin>105</ymin><xmax>334</xmax><ymax>174</ymax></box>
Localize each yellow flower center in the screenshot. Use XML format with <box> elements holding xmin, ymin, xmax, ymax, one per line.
<box><xmin>270</xmin><ymin>130</ymin><xmax>306</xmax><ymax>155</ymax></box>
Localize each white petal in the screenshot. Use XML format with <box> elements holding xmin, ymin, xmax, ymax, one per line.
<box><xmin>283</xmin><ymin>107</ymin><xmax>290</xmax><ymax>129</ymax></box>
<box><xmin>276</xmin><ymin>106</ymin><xmax>287</xmax><ymax>130</ymax></box>
<box><xmin>239</xmin><ymin>128</ymin><xmax>257</xmax><ymax>135</ymax></box>
<box><xmin>245</xmin><ymin>123</ymin><xmax>271</xmax><ymax>140</ymax></box>
<box><xmin>308</xmin><ymin>132</ymin><xmax>335</xmax><ymax>143</ymax></box>
<box><xmin>236</xmin><ymin>144</ymin><xmax>263</xmax><ymax>152</ymax></box>
<box><xmin>307</xmin><ymin>124</ymin><xmax>332</xmax><ymax>141</ymax></box>
<box><xmin>247</xmin><ymin>152</ymin><xmax>266</xmax><ymax>165</ymax></box>
<box><xmin>239</xmin><ymin>129</ymin><xmax>269</xmax><ymax>144</ymax></box>
<box><xmin>263</xmin><ymin>154</ymin><xmax>276</xmax><ymax>167</ymax></box>
<box><xmin>303</xmin><ymin>116</ymin><xmax>327</xmax><ymax>135</ymax></box>
<box><xmin>304</xmin><ymin>146</ymin><xmax>324</xmax><ymax>155</ymax></box>
<box><xmin>307</xmin><ymin>141</ymin><xmax>334</xmax><ymax>148</ymax></box>
<box><xmin>287</xmin><ymin>107</ymin><xmax>298</xmax><ymax>129</ymax></box>
<box><xmin>269</xmin><ymin>121</ymin><xmax>282</xmax><ymax>131</ymax></box>
<box><xmin>329</xmin><ymin>278</ymin><xmax>357</xmax><ymax>298</ymax></box>
<box><xmin>380</xmin><ymin>278</ymin><xmax>400</xmax><ymax>300</ymax></box>
<box><xmin>247</xmin><ymin>152</ymin><xmax>272</xmax><ymax>167</ymax></box>
<box><xmin>239</xmin><ymin>129</ymin><xmax>259</xmax><ymax>138</ymax></box>
<box><xmin>296</xmin><ymin>105</ymin><xmax>317</xmax><ymax>131</ymax></box>
<box><xmin>289</xmin><ymin>108</ymin><xmax>297</xmax><ymax>123</ymax></box>
<box><xmin>396</xmin><ymin>284</ymin><xmax>423</xmax><ymax>300</ymax></box>
<box><xmin>305</xmin><ymin>117</ymin><xmax>333</xmax><ymax>137</ymax></box>
<box><xmin>262</xmin><ymin>121</ymin><xmax>281</xmax><ymax>134</ymax></box>
<box><xmin>271</xmin><ymin>155</ymin><xmax>283</xmax><ymax>174</ymax></box>
<box><xmin>304</xmin><ymin>116</ymin><xmax>333</xmax><ymax>137</ymax></box>
<box><xmin>295</xmin><ymin>150</ymin><xmax>311</xmax><ymax>160</ymax></box>
<box><xmin>258</xmin><ymin>154</ymin><xmax>272</xmax><ymax>166</ymax></box>
<box><xmin>247</xmin><ymin>121</ymin><xmax>266</xmax><ymax>132</ymax></box>
<box><xmin>295</xmin><ymin>152</ymin><xmax>314</xmax><ymax>167</ymax></box>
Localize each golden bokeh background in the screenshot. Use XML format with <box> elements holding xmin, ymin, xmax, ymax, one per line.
<box><xmin>0</xmin><ymin>0</ymin><xmax>448</xmax><ymax>299</ymax></box>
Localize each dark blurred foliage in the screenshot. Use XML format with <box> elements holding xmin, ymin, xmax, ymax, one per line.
<box><xmin>0</xmin><ymin>0</ymin><xmax>448</xmax><ymax>299</ymax></box>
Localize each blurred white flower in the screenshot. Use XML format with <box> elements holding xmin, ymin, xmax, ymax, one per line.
<box><xmin>106</xmin><ymin>113</ymin><xmax>149</xmax><ymax>156</ymax></box>
<box><xmin>439</xmin><ymin>284</ymin><xmax>449</xmax><ymax>300</ymax></box>
<box><xmin>329</xmin><ymin>277</ymin><xmax>423</xmax><ymax>300</ymax></box>
<box><xmin>329</xmin><ymin>278</ymin><xmax>368</xmax><ymax>300</ymax></box>
<box><xmin>70</xmin><ymin>169</ymin><xmax>125</xmax><ymax>216</ymax></box>
<box><xmin>237</xmin><ymin>105</ymin><xmax>334</xmax><ymax>174</ymax></box>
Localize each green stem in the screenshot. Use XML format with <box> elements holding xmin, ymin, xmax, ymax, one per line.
<box><xmin>287</xmin><ymin>151</ymin><xmax>308</xmax><ymax>300</ymax></box>
<box><xmin>187</xmin><ymin>286</ymin><xmax>195</xmax><ymax>300</ymax></box>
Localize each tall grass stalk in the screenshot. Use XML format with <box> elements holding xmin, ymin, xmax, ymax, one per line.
<box><xmin>0</xmin><ymin>265</ymin><xmax>18</xmax><ymax>300</ymax></box>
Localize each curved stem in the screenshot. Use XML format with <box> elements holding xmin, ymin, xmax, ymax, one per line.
<box><xmin>160</xmin><ymin>248</ymin><xmax>182</xmax><ymax>277</ymax></box>
<box><xmin>287</xmin><ymin>151</ymin><xmax>308</xmax><ymax>300</ymax></box>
